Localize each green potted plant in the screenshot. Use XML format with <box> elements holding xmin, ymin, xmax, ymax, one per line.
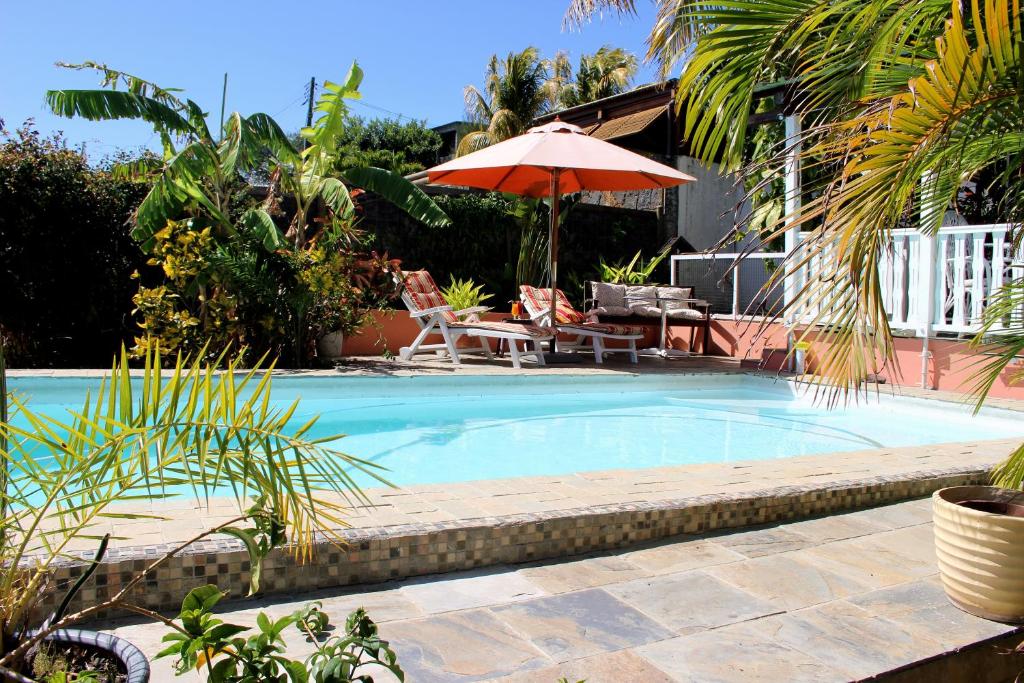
<box><xmin>440</xmin><ymin>277</ymin><xmax>496</xmax><ymax>350</ymax></box>
<box><xmin>440</xmin><ymin>276</ymin><xmax>494</xmax><ymax>320</ymax></box>
<box><xmin>0</xmin><ymin>343</ymin><xmax>389</xmax><ymax>680</ymax></box>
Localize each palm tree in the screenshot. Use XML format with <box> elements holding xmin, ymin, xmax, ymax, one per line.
<box><xmin>557</xmin><ymin>46</ymin><xmax>638</xmax><ymax>109</ymax></box>
<box><xmin>458</xmin><ymin>47</ymin><xmax>552</xmax><ymax>155</ymax></box>
<box><xmin>566</xmin><ymin>0</ymin><xmax>1024</xmax><ymax>485</ymax></box>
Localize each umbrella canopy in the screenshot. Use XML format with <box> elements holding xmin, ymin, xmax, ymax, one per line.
<box><xmin>425</xmin><ymin>120</ymin><xmax>696</xmax><ymax>355</ymax></box>
<box><xmin>427</xmin><ymin>120</ymin><xmax>695</xmax><ymax>197</ymax></box>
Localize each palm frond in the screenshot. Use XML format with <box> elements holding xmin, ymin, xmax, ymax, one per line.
<box><xmin>752</xmin><ymin>0</ymin><xmax>1024</xmax><ymax>398</ymax></box>
<box><xmin>563</xmin><ymin>0</ymin><xmax>637</xmax><ymax>29</ymax></box>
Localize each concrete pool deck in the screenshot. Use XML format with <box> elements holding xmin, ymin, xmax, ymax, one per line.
<box><xmin>99</xmin><ymin>498</ymin><xmax>1024</xmax><ymax>682</ymax></box>
<box><xmin>22</xmin><ymin>359</ymin><xmax>1024</xmax><ymax>619</ymax></box>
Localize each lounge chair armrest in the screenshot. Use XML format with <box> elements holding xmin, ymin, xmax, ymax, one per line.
<box><xmin>409</xmin><ymin>304</ymin><xmax>454</xmax><ymax>318</ymax></box>
<box><xmin>454</xmin><ymin>306</ymin><xmax>492</xmax><ymax>317</ymax></box>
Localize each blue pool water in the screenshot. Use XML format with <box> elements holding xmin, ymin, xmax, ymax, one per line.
<box><xmin>9</xmin><ymin>374</ymin><xmax>1023</xmax><ymax>487</ymax></box>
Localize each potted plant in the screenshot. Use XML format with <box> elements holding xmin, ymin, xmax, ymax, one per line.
<box><xmin>933</xmin><ymin>485</ymin><xmax>1024</xmax><ymax>622</ymax></box>
<box><xmin>0</xmin><ymin>344</ymin><xmax>389</xmax><ymax>681</ymax></box>
<box><xmin>440</xmin><ymin>276</ymin><xmax>495</xmax><ymax>349</ymax></box>
<box><xmin>307</xmin><ymin>246</ymin><xmax>402</xmax><ymax>364</ymax></box>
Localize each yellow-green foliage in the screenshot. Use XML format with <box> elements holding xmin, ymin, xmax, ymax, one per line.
<box><xmin>441</xmin><ymin>277</ymin><xmax>493</xmax><ymax>319</ymax></box>
<box><xmin>132</xmin><ymin>220</ymin><xmax>243</xmax><ymax>362</ymax></box>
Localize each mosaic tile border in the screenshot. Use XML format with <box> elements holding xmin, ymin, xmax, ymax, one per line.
<box><xmin>39</xmin><ymin>463</ymin><xmax>991</xmax><ymax>620</ymax></box>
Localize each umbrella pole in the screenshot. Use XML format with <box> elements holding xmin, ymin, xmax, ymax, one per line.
<box><xmin>549</xmin><ymin>169</ymin><xmax>560</xmax><ymax>354</ymax></box>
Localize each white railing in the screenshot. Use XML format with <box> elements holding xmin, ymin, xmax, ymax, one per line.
<box><xmin>879</xmin><ymin>224</ymin><xmax>1023</xmax><ymax>335</ymax></box>
<box><xmin>671</xmin><ymin>250</ymin><xmax>787</xmax><ymax>317</ymax></box>
<box><xmin>672</xmin><ymin>223</ymin><xmax>1023</xmax><ymax>335</ymax></box>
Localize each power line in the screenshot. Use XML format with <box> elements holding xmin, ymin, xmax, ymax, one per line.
<box><xmin>271</xmin><ymin>88</ymin><xmax>309</xmax><ymax>119</ymax></box>
<box><xmin>350</xmin><ymin>99</ymin><xmax>421</xmax><ymax>122</ymax></box>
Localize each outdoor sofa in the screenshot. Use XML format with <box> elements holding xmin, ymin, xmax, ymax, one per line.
<box><xmin>587</xmin><ymin>281</ymin><xmax>712</xmax><ymax>354</ymax></box>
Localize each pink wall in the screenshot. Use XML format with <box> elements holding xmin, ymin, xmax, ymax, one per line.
<box><xmin>346</xmin><ymin>311</ymin><xmax>1022</xmax><ymax>399</ymax></box>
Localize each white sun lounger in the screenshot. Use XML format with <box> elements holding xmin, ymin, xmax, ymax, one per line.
<box><xmin>398</xmin><ymin>271</ymin><xmax>553</xmax><ymax>369</ymax></box>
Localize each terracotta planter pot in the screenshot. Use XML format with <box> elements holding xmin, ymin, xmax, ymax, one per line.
<box><xmin>933</xmin><ymin>485</ymin><xmax>1024</xmax><ymax>623</ymax></box>
<box><xmin>316</xmin><ymin>331</ymin><xmax>345</xmax><ymax>361</ymax></box>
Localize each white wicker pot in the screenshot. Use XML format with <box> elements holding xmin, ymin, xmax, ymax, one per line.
<box><xmin>317</xmin><ymin>330</ymin><xmax>345</xmax><ymax>361</ymax></box>
<box><xmin>933</xmin><ymin>486</ymin><xmax>1024</xmax><ymax>623</ymax></box>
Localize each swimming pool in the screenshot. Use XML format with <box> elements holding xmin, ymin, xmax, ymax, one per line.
<box><xmin>10</xmin><ymin>373</ymin><xmax>1023</xmax><ymax>488</ymax></box>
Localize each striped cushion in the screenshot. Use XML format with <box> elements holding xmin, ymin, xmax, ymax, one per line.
<box><xmin>455</xmin><ymin>321</ymin><xmax>555</xmax><ymax>338</ymax></box>
<box><xmin>561</xmin><ymin>321</ymin><xmax>644</xmax><ymax>337</ymax></box>
<box><xmin>519</xmin><ymin>286</ymin><xmax>586</xmax><ymax>324</ymax></box>
<box><xmin>403</xmin><ymin>270</ymin><xmax>458</xmax><ymax>323</ymax></box>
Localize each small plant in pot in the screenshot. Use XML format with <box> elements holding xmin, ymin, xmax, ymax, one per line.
<box><xmin>0</xmin><ymin>343</ymin><xmax>391</xmax><ymax>681</ymax></box>
<box><xmin>440</xmin><ymin>277</ymin><xmax>495</xmax><ymax>350</ymax></box>
<box><xmin>307</xmin><ymin>244</ymin><xmax>403</xmax><ymax>365</ymax></box>
<box><xmin>158</xmin><ymin>590</ymin><xmax>403</xmax><ymax>681</ymax></box>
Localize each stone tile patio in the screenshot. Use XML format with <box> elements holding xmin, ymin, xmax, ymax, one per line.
<box><xmin>99</xmin><ymin>499</ymin><xmax>1024</xmax><ymax>682</ymax></box>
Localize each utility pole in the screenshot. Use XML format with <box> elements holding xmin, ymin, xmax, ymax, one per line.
<box><xmin>303</xmin><ymin>76</ymin><xmax>316</xmax><ymax>149</ymax></box>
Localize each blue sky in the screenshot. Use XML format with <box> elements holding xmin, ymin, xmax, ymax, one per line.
<box><xmin>1</xmin><ymin>1</ymin><xmax>659</xmax><ymax>159</ymax></box>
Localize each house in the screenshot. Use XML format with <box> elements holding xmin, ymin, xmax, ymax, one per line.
<box><xmin>431</xmin><ymin>121</ymin><xmax>476</xmax><ymax>163</ymax></box>
<box><xmin>534</xmin><ymin>80</ymin><xmax>752</xmax><ymax>254</ymax></box>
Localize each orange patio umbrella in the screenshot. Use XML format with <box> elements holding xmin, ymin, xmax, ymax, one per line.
<box><xmin>426</xmin><ymin>120</ymin><xmax>695</xmax><ymax>349</ymax></box>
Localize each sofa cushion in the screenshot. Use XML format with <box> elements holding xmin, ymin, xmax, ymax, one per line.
<box><xmin>590</xmin><ymin>305</ymin><xmax>633</xmax><ymax>317</ymax></box>
<box><xmin>592</xmin><ymin>282</ymin><xmax>627</xmax><ymax>309</ymax></box>
<box><xmin>665</xmin><ymin>307</ymin><xmax>706</xmax><ymax>320</ymax></box>
<box><xmin>625</xmin><ymin>285</ymin><xmax>658</xmax><ymax>315</ymax></box>
<box><xmin>657</xmin><ymin>286</ymin><xmax>695</xmax><ymax>315</ymax></box>
<box><xmin>630</xmin><ymin>305</ymin><xmax>663</xmax><ymax>318</ymax></box>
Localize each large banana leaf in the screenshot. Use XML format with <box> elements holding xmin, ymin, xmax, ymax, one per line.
<box><xmin>46</xmin><ymin>89</ymin><xmax>194</xmax><ymax>138</ymax></box>
<box><xmin>246</xmin><ymin>113</ymin><xmax>301</xmax><ymax>165</ymax></box>
<box><xmin>300</xmin><ymin>62</ymin><xmax>363</xmax><ymax>153</ymax></box>
<box><xmin>132</xmin><ymin>141</ymin><xmax>230</xmax><ymax>248</ymax></box>
<box><xmin>341</xmin><ymin>166</ymin><xmax>450</xmax><ymax>228</ymax></box>
<box><xmin>241</xmin><ymin>208</ymin><xmax>285</xmax><ymax>251</ymax></box>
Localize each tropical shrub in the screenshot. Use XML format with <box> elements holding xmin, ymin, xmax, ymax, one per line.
<box><xmin>0</xmin><ymin>345</ymin><xmax>387</xmax><ymax>678</ymax></box>
<box><xmin>335</xmin><ymin>116</ymin><xmax>442</xmax><ymax>175</ymax></box>
<box><xmin>132</xmin><ymin>220</ymin><xmax>245</xmax><ymax>362</ymax></box>
<box><xmin>47</xmin><ymin>61</ymin><xmax>446</xmax><ymax>366</ymax></box>
<box><xmin>159</xmin><ymin>590</ymin><xmax>403</xmax><ymax>682</ymax></box>
<box><xmin>597</xmin><ymin>241</ymin><xmax>673</xmax><ymax>285</ymax></box>
<box><xmin>0</xmin><ymin>123</ymin><xmax>150</xmax><ymax>367</ymax></box>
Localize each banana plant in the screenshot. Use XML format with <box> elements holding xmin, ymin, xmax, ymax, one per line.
<box><xmin>46</xmin><ymin>62</ymin><xmax>284</xmax><ymax>252</ymax></box>
<box><xmin>249</xmin><ymin>62</ymin><xmax>449</xmax><ymax>250</ymax></box>
<box><xmin>46</xmin><ymin>61</ymin><xmax>448</xmax><ymax>254</ymax></box>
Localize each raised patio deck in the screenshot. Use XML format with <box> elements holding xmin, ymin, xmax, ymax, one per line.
<box><xmin>100</xmin><ymin>498</ymin><xmax>1024</xmax><ymax>682</ymax></box>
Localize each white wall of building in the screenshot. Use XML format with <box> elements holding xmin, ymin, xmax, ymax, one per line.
<box><xmin>676</xmin><ymin>156</ymin><xmax>752</xmax><ymax>252</ymax></box>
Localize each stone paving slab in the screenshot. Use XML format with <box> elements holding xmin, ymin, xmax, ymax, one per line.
<box><xmin>95</xmin><ymin>499</ymin><xmax>1024</xmax><ymax>682</ymax></box>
